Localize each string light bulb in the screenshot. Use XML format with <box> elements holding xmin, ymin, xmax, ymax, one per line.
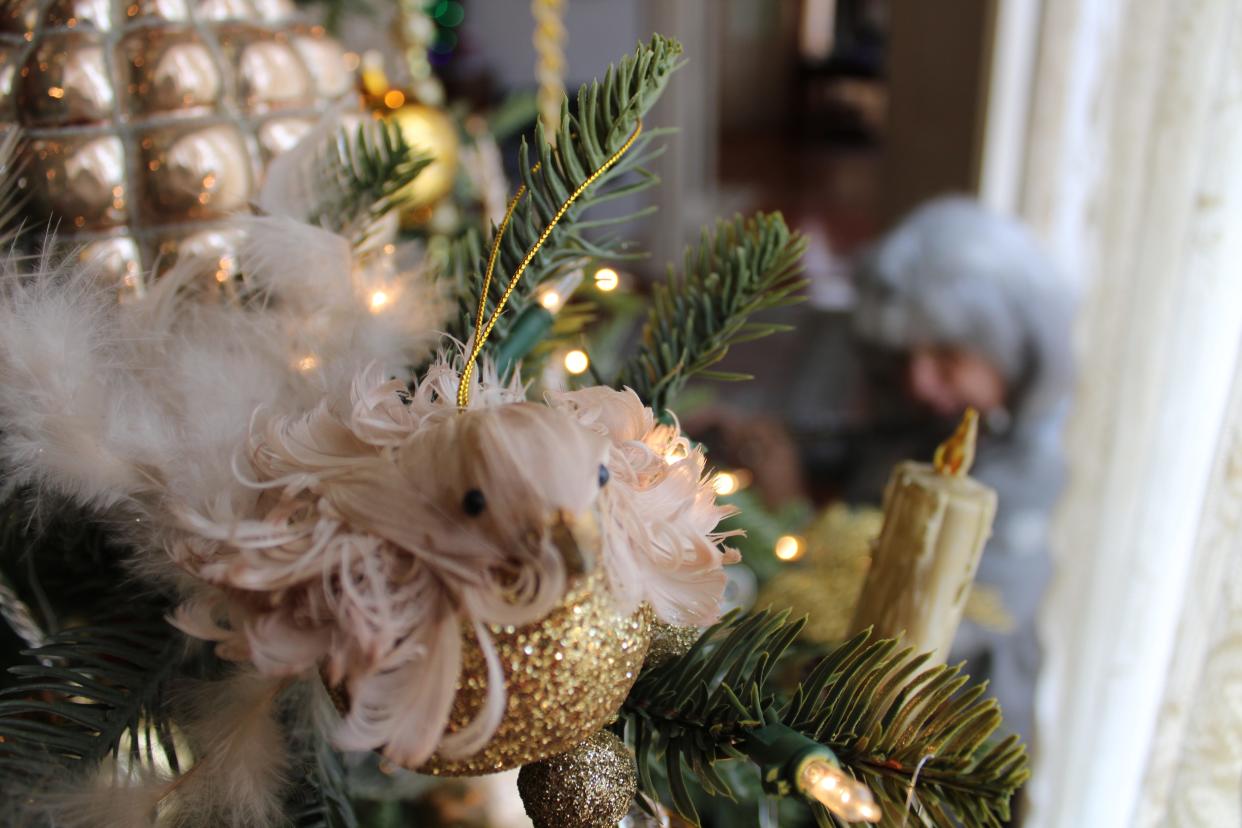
<box><xmin>663</xmin><ymin>442</ymin><xmax>690</xmax><ymax>464</ymax></box>
<box><xmin>535</xmin><ymin>266</ymin><xmax>585</xmax><ymax>314</ymax></box>
<box><xmin>563</xmin><ymin>349</ymin><xmax>590</xmax><ymax>375</ymax></box>
<box><xmin>296</xmin><ymin>354</ymin><xmax>319</xmax><ymax>373</ymax></box>
<box><xmin>369</xmin><ymin>290</ymin><xmax>391</xmax><ymax>313</ymax></box>
<box><xmin>712</xmin><ymin>471</ymin><xmax>740</xmax><ymax>496</ymax></box>
<box><xmin>539</xmin><ymin>289</ymin><xmax>563</xmax><ymax>311</ymax></box>
<box><xmin>798</xmin><ymin>758</ymin><xmax>882</xmax><ymax>822</ymax></box>
<box><xmin>594</xmin><ymin>266</ymin><xmax>620</xmax><ymax>292</ymax></box>
<box><xmin>774</xmin><ymin>534</ymin><xmax>805</xmax><ymax>562</ymax></box>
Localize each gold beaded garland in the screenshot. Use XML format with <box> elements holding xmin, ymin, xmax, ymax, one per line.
<box><xmin>517</xmin><ymin>729</ymin><xmax>637</xmax><ymax>828</ymax></box>
<box><xmin>418</xmin><ymin>572</ymin><xmax>651</xmax><ymax>776</ymax></box>
<box><xmin>0</xmin><ymin>0</ymin><xmax>351</xmax><ymax>298</ymax></box>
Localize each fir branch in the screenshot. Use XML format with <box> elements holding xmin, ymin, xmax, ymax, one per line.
<box><xmin>621</xmin><ymin>611</ymin><xmax>1029</xmax><ymax>828</ymax></box>
<box><xmin>616</xmin><ymin>212</ymin><xmax>808</xmax><ymax>415</ymax></box>
<box><xmin>444</xmin><ymin>34</ymin><xmax>684</xmax><ymax>353</ymax></box>
<box><xmin>306</xmin><ymin>118</ymin><xmax>432</xmax><ymax>242</ymax></box>
<box><xmin>288</xmin><ymin>737</ymin><xmax>358</xmax><ymax>828</ymax></box>
<box><xmin>0</xmin><ymin>495</ymin><xmax>118</xmax><ymax>654</ymax></box>
<box><xmin>0</xmin><ymin>616</ymin><xmax>185</xmax><ymax>802</ymax></box>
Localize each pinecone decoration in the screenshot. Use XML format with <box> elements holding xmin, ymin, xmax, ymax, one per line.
<box><xmin>0</xmin><ymin>0</ymin><xmax>352</xmax><ymax>298</ymax></box>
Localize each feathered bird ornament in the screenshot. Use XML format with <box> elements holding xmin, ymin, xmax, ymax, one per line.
<box><xmin>173</xmin><ymin>356</ymin><xmax>739</xmax><ymax>768</ymax></box>
<box><xmin>0</xmin><ymin>118</ymin><xmax>739</xmax><ymax>791</ymax></box>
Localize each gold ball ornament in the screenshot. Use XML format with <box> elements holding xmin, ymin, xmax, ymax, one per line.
<box><xmin>417</xmin><ymin>572</ymin><xmax>651</xmax><ymax>776</ymax></box>
<box><xmin>0</xmin><ymin>0</ymin><xmax>352</xmax><ymax>298</ymax></box>
<box><xmin>517</xmin><ymin>729</ymin><xmax>637</xmax><ymax>828</ymax></box>
<box><xmin>385</xmin><ymin>100</ymin><xmax>458</xmax><ymax>227</ymax></box>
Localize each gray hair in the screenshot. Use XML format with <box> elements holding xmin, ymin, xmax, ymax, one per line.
<box><xmin>853</xmin><ymin>196</ymin><xmax>1076</xmax><ymax>429</ymax></box>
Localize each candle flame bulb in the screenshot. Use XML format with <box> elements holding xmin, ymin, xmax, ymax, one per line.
<box><xmin>798</xmin><ymin>758</ymin><xmax>882</xmax><ymax>823</ymax></box>
<box><xmin>933</xmin><ymin>407</ymin><xmax>979</xmax><ymax>477</ymax></box>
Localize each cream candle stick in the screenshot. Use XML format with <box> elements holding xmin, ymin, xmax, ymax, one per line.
<box><xmin>848</xmin><ymin>409</ymin><xmax>997</xmax><ymax>664</ymax></box>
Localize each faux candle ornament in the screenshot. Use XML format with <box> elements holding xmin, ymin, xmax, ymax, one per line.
<box><xmin>848</xmin><ymin>409</ymin><xmax>998</xmax><ymax>663</ymax></box>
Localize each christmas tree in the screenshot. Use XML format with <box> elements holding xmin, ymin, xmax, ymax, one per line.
<box><xmin>0</xmin><ymin>10</ymin><xmax>1026</xmax><ymax>827</ymax></box>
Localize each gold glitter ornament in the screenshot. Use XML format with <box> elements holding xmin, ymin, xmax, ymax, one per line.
<box><xmin>417</xmin><ymin>572</ymin><xmax>651</xmax><ymax>776</ymax></box>
<box><xmin>0</xmin><ymin>0</ymin><xmax>351</xmax><ymax>298</ymax></box>
<box><xmin>517</xmin><ymin>729</ymin><xmax>637</xmax><ymax>828</ymax></box>
<box><xmin>642</xmin><ymin>618</ymin><xmax>700</xmax><ymax>670</ymax></box>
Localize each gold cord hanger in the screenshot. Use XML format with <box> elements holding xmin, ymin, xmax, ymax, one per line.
<box><xmin>456</xmin><ymin>118</ymin><xmax>644</xmax><ymax>409</ymax></box>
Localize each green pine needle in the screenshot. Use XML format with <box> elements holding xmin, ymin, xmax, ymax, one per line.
<box><xmin>622</xmin><ymin>611</ymin><xmax>1030</xmax><ymax>827</ymax></box>
<box><xmin>306</xmin><ymin>118</ymin><xmax>432</xmax><ymax>243</ymax></box>
<box><xmin>616</xmin><ymin>212</ymin><xmax>808</xmax><ymax>415</ymax></box>
<box><xmin>0</xmin><ymin>617</ymin><xmax>185</xmax><ymax>801</ymax></box>
<box><xmin>444</xmin><ymin>35</ymin><xmax>684</xmax><ymax>353</ymax></box>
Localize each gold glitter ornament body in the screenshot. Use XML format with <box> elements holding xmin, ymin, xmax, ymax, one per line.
<box><xmin>643</xmin><ymin>618</ymin><xmax>700</xmax><ymax>669</ymax></box>
<box><xmin>517</xmin><ymin>729</ymin><xmax>637</xmax><ymax>828</ymax></box>
<box><xmin>417</xmin><ymin>573</ymin><xmax>651</xmax><ymax>776</ymax></box>
<box><xmin>0</xmin><ymin>0</ymin><xmax>351</xmax><ymax>298</ymax></box>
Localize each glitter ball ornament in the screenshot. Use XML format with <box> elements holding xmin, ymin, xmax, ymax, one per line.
<box><xmin>0</xmin><ymin>0</ymin><xmax>351</xmax><ymax>298</ymax></box>
<box><xmin>517</xmin><ymin>729</ymin><xmax>637</xmax><ymax>828</ymax></box>
<box><xmin>418</xmin><ymin>572</ymin><xmax>651</xmax><ymax>776</ymax></box>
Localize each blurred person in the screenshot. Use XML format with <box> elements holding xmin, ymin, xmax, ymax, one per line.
<box><xmin>852</xmin><ymin>195</ymin><xmax>1077</xmax><ymax>746</ymax></box>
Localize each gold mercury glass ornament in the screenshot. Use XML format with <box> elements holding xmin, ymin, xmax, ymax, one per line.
<box><xmin>0</xmin><ymin>0</ymin><xmax>352</xmax><ymax>299</ymax></box>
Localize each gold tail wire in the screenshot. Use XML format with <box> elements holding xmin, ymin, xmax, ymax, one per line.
<box><xmin>456</xmin><ymin>118</ymin><xmax>644</xmax><ymax>408</ymax></box>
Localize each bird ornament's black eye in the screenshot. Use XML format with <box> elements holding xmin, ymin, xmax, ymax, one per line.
<box><xmin>462</xmin><ymin>488</ymin><xmax>487</xmax><ymax>516</ymax></box>
<box><xmin>598</xmin><ymin>464</ymin><xmax>610</xmax><ymax>488</ymax></box>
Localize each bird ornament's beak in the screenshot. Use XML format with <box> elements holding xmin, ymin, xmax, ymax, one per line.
<box><xmin>548</xmin><ymin>508</ymin><xmax>600</xmax><ymax>577</ymax></box>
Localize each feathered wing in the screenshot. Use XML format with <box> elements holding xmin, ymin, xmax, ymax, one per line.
<box><xmin>159</xmin><ymin>671</ymin><xmax>291</xmax><ymax>828</ymax></box>
<box><xmin>550</xmin><ymin>386</ymin><xmax>740</xmax><ymax>626</ymax></box>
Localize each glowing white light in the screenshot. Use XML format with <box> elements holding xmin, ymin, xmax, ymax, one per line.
<box><xmin>799</xmin><ymin>758</ymin><xmax>882</xmax><ymax>822</ymax></box>
<box><xmin>296</xmin><ymin>354</ymin><xmax>319</xmax><ymax>372</ymax></box>
<box><xmin>369</xmin><ymin>290</ymin><xmax>391</xmax><ymax>313</ymax></box>
<box><xmin>712</xmin><ymin>471</ymin><xmax>740</xmax><ymax>496</ymax></box>
<box><xmin>563</xmin><ymin>349</ymin><xmax>590</xmax><ymax>375</ymax></box>
<box><xmin>594</xmin><ymin>267</ymin><xmax>620</xmax><ymax>292</ymax></box>
<box><xmin>663</xmin><ymin>443</ymin><xmax>690</xmax><ymax>464</ymax></box>
<box><xmin>774</xmin><ymin>535</ymin><xmax>806</xmax><ymax>562</ymax></box>
<box><xmin>540</xmin><ymin>289</ymin><xmax>563</xmax><ymax>311</ymax></box>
